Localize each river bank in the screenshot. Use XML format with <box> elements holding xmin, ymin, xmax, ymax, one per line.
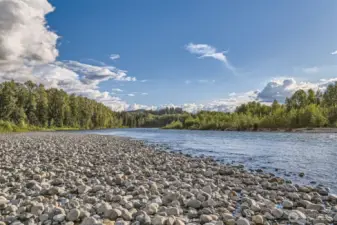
<box><xmin>0</xmin><ymin>133</ymin><xmax>336</xmax><ymax>225</ymax></box>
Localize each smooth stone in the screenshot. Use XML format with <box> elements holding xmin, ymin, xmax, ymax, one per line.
<box><xmin>31</xmin><ymin>203</ymin><xmax>45</xmax><ymax>216</ymax></box>
<box><xmin>166</xmin><ymin>207</ymin><xmax>179</xmax><ymax>216</ymax></box>
<box><xmin>152</xmin><ymin>215</ymin><xmax>166</xmax><ymax>225</ymax></box>
<box><xmin>81</xmin><ymin>217</ymin><xmax>98</xmax><ymax>225</ymax></box>
<box><xmin>236</xmin><ymin>218</ymin><xmax>250</xmax><ymax>225</ymax></box>
<box><xmin>106</xmin><ymin>208</ymin><xmax>122</xmax><ymax>220</ymax></box>
<box><xmin>200</xmin><ymin>215</ymin><xmax>213</xmax><ymax>224</ymax></box>
<box><xmin>283</xmin><ymin>199</ymin><xmax>293</xmax><ymax>209</ymax></box>
<box><xmin>271</xmin><ymin>208</ymin><xmax>283</xmax><ymax>219</ymax></box>
<box><xmin>186</xmin><ymin>199</ymin><xmax>202</xmax><ymax>209</ymax></box>
<box><xmin>67</xmin><ymin>208</ymin><xmax>81</xmax><ymax>221</ymax></box>
<box><xmin>53</xmin><ymin>214</ymin><xmax>66</xmax><ymax>222</ymax></box>
<box><xmin>252</xmin><ymin>215</ymin><xmax>263</xmax><ymax>224</ymax></box>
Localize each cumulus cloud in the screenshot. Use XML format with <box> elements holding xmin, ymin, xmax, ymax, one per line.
<box><xmin>110</xmin><ymin>54</ymin><xmax>120</xmax><ymax>60</ymax></box>
<box><xmin>126</xmin><ymin>77</ymin><xmax>337</xmax><ymax>113</ymax></box>
<box><xmin>256</xmin><ymin>78</ymin><xmax>335</xmax><ymax>103</ymax></box>
<box><xmin>302</xmin><ymin>66</ymin><xmax>319</xmax><ymax>74</ymax></box>
<box><xmin>185</xmin><ymin>43</ymin><xmax>235</xmax><ymax>72</ymax></box>
<box><xmin>0</xmin><ymin>0</ymin><xmax>59</xmax><ymax>72</ymax></box>
<box><xmin>331</xmin><ymin>50</ymin><xmax>337</xmax><ymax>55</ymax></box>
<box><xmin>0</xmin><ymin>0</ymin><xmax>140</xmax><ymax>112</ymax></box>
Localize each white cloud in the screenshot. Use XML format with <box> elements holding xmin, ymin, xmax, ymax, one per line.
<box><xmin>110</xmin><ymin>54</ymin><xmax>120</xmax><ymax>60</ymax></box>
<box><xmin>331</xmin><ymin>50</ymin><xmax>337</xmax><ymax>55</ymax></box>
<box><xmin>55</xmin><ymin>60</ymin><xmax>136</xmax><ymax>82</ymax></box>
<box><xmin>185</xmin><ymin>43</ymin><xmax>235</xmax><ymax>72</ymax></box>
<box><xmin>125</xmin><ymin>77</ymin><xmax>337</xmax><ymax>113</ymax></box>
<box><xmin>0</xmin><ymin>0</ymin><xmax>133</xmax><ymax>112</ymax></box>
<box><xmin>127</xmin><ymin>104</ymin><xmax>157</xmax><ymax>111</ymax></box>
<box><xmin>302</xmin><ymin>66</ymin><xmax>319</xmax><ymax>74</ymax></box>
<box><xmin>141</xmin><ymin>93</ymin><xmax>148</xmax><ymax>95</ymax></box>
<box><xmin>197</xmin><ymin>79</ymin><xmax>215</xmax><ymax>84</ymax></box>
<box><xmin>127</xmin><ymin>93</ymin><xmax>135</xmax><ymax>97</ymax></box>
<box><xmin>139</xmin><ymin>79</ymin><xmax>148</xmax><ymax>83</ymax></box>
<box><xmin>0</xmin><ymin>0</ymin><xmax>59</xmax><ymax>72</ymax></box>
<box><xmin>112</xmin><ymin>88</ymin><xmax>123</xmax><ymax>92</ymax></box>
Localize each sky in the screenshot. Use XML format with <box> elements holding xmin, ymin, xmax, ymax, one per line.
<box><xmin>1</xmin><ymin>0</ymin><xmax>337</xmax><ymax>112</ymax></box>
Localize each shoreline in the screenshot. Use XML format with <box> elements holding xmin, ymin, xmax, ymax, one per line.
<box><xmin>0</xmin><ymin>132</ymin><xmax>336</xmax><ymax>225</ymax></box>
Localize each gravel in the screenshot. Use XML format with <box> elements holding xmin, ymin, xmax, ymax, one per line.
<box><xmin>0</xmin><ymin>132</ymin><xmax>337</xmax><ymax>225</ymax></box>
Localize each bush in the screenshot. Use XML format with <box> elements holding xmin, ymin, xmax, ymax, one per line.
<box><xmin>163</xmin><ymin>120</ymin><xmax>183</xmax><ymax>129</ymax></box>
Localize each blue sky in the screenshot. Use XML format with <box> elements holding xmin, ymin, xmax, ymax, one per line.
<box><xmin>1</xmin><ymin>0</ymin><xmax>337</xmax><ymax>111</ymax></box>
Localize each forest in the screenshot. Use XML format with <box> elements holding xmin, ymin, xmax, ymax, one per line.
<box><xmin>0</xmin><ymin>81</ymin><xmax>122</xmax><ymax>132</ymax></box>
<box><xmin>120</xmin><ymin>82</ymin><xmax>337</xmax><ymax>131</ymax></box>
<box><xmin>2</xmin><ymin>80</ymin><xmax>337</xmax><ymax>132</ymax></box>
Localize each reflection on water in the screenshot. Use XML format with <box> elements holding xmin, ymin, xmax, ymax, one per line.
<box><xmin>79</xmin><ymin>128</ymin><xmax>337</xmax><ymax>193</ymax></box>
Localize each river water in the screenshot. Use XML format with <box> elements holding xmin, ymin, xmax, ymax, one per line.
<box><xmin>80</xmin><ymin>128</ymin><xmax>337</xmax><ymax>193</ymax></box>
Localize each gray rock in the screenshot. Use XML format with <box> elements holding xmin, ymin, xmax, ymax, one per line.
<box><xmin>236</xmin><ymin>218</ymin><xmax>250</xmax><ymax>225</ymax></box>
<box><xmin>166</xmin><ymin>207</ymin><xmax>179</xmax><ymax>216</ymax></box>
<box><xmin>31</xmin><ymin>203</ymin><xmax>45</xmax><ymax>216</ymax></box>
<box><xmin>105</xmin><ymin>208</ymin><xmax>122</xmax><ymax>220</ymax></box>
<box><xmin>200</xmin><ymin>215</ymin><xmax>213</xmax><ymax>224</ymax></box>
<box><xmin>252</xmin><ymin>215</ymin><xmax>263</xmax><ymax>224</ymax></box>
<box><xmin>53</xmin><ymin>214</ymin><xmax>66</xmax><ymax>222</ymax></box>
<box><xmin>80</xmin><ymin>217</ymin><xmax>98</xmax><ymax>225</ymax></box>
<box><xmin>67</xmin><ymin>208</ymin><xmax>80</xmax><ymax>221</ymax></box>
<box><xmin>283</xmin><ymin>199</ymin><xmax>293</xmax><ymax>209</ymax></box>
<box><xmin>271</xmin><ymin>208</ymin><xmax>283</xmax><ymax>219</ymax></box>
<box><xmin>152</xmin><ymin>215</ymin><xmax>166</xmax><ymax>225</ymax></box>
<box><xmin>186</xmin><ymin>199</ymin><xmax>201</xmax><ymax>209</ymax></box>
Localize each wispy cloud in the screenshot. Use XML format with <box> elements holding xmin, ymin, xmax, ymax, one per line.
<box><xmin>141</xmin><ymin>92</ymin><xmax>148</xmax><ymax>95</ymax></box>
<box><xmin>302</xmin><ymin>66</ymin><xmax>319</xmax><ymax>74</ymax></box>
<box><xmin>331</xmin><ymin>50</ymin><xmax>337</xmax><ymax>55</ymax></box>
<box><xmin>197</xmin><ymin>79</ymin><xmax>215</xmax><ymax>84</ymax></box>
<box><xmin>139</xmin><ymin>79</ymin><xmax>148</xmax><ymax>83</ymax></box>
<box><xmin>110</xmin><ymin>54</ymin><xmax>120</xmax><ymax>60</ymax></box>
<box><xmin>127</xmin><ymin>93</ymin><xmax>135</xmax><ymax>97</ymax></box>
<box><xmin>185</xmin><ymin>43</ymin><xmax>235</xmax><ymax>72</ymax></box>
<box><xmin>112</xmin><ymin>88</ymin><xmax>123</xmax><ymax>92</ymax></box>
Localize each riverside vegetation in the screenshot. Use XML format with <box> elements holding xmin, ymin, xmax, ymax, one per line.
<box><xmin>2</xmin><ymin>80</ymin><xmax>337</xmax><ymax>132</ymax></box>
<box><xmin>1</xmin><ymin>132</ymin><xmax>337</xmax><ymax>225</ymax></box>
<box><xmin>120</xmin><ymin>82</ymin><xmax>337</xmax><ymax>131</ymax></box>
<box><xmin>0</xmin><ymin>81</ymin><xmax>122</xmax><ymax>132</ymax></box>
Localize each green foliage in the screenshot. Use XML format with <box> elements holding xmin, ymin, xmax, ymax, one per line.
<box><xmin>121</xmin><ymin>82</ymin><xmax>337</xmax><ymax>131</ymax></box>
<box><xmin>163</xmin><ymin>120</ymin><xmax>183</xmax><ymax>129</ymax></box>
<box><xmin>0</xmin><ymin>80</ymin><xmax>123</xmax><ymax>132</ymax></box>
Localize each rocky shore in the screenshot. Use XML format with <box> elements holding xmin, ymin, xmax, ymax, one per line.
<box><xmin>0</xmin><ymin>133</ymin><xmax>336</xmax><ymax>225</ymax></box>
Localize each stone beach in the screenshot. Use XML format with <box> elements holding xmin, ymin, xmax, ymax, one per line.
<box><xmin>0</xmin><ymin>133</ymin><xmax>337</xmax><ymax>225</ymax></box>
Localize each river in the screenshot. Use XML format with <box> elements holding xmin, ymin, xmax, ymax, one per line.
<box><xmin>80</xmin><ymin>128</ymin><xmax>337</xmax><ymax>193</ymax></box>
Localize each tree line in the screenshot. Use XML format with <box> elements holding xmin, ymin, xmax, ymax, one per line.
<box><xmin>0</xmin><ymin>81</ymin><xmax>122</xmax><ymax>132</ymax></box>
<box><xmin>2</xmin><ymin>80</ymin><xmax>337</xmax><ymax>132</ymax></box>
<box><xmin>122</xmin><ymin>82</ymin><xmax>337</xmax><ymax>131</ymax></box>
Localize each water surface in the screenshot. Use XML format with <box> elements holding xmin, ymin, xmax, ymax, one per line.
<box><xmin>80</xmin><ymin>128</ymin><xmax>337</xmax><ymax>193</ymax></box>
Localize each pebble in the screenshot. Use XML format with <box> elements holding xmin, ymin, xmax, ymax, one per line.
<box><xmin>236</xmin><ymin>218</ymin><xmax>250</xmax><ymax>225</ymax></box>
<box><xmin>67</xmin><ymin>208</ymin><xmax>81</xmax><ymax>221</ymax></box>
<box><xmin>0</xmin><ymin>133</ymin><xmax>336</xmax><ymax>225</ymax></box>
